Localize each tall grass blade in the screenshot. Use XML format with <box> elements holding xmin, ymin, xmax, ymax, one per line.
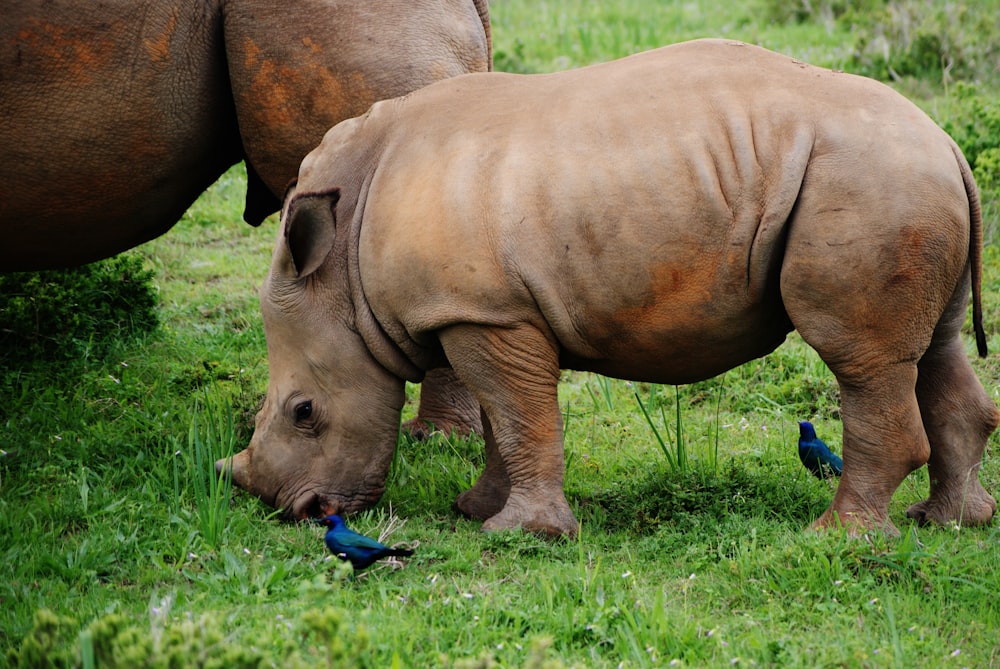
<box><xmin>632</xmin><ymin>385</ymin><xmax>677</xmax><ymax>471</ymax></box>
<box><xmin>672</xmin><ymin>385</ymin><xmax>686</xmax><ymax>473</ymax></box>
<box><xmin>187</xmin><ymin>391</ymin><xmax>236</xmax><ymax>549</ymax></box>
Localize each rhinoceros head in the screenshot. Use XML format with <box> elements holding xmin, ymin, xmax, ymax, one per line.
<box><xmin>220</xmin><ymin>187</ymin><xmax>407</xmax><ymax>519</ymax></box>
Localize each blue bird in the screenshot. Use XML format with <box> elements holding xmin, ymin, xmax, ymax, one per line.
<box><xmin>315</xmin><ymin>514</ymin><xmax>414</xmax><ymax>571</ymax></box>
<box><xmin>797</xmin><ymin>421</ymin><xmax>843</xmax><ymax>479</ymax></box>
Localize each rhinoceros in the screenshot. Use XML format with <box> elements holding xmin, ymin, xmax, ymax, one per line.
<box><xmin>1</xmin><ymin>0</ymin><xmax>490</xmax><ymax>436</ymax></box>
<box><xmin>222</xmin><ymin>39</ymin><xmax>998</xmax><ymax>536</ymax></box>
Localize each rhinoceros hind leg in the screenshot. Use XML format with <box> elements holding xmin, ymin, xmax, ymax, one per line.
<box><xmin>808</xmin><ymin>362</ymin><xmax>929</xmax><ymax>537</ymax></box>
<box><xmin>402</xmin><ymin>368</ymin><xmax>483</xmax><ymax>439</ymax></box>
<box><xmin>782</xmin><ymin>201</ymin><xmax>978</xmax><ymax>534</ymax></box>
<box><xmin>455</xmin><ymin>411</ymin><xmax>511</xmax><ymax>520</ymax></box>
<box><xmin>440</xmin><ymin>323</ymin><xmax>579</xmax><ymax>537</ymax></box>
<box><xmin>907</xmin><ymin>338</ymin><xmax>998</xmax><ymax>526</ymax></box>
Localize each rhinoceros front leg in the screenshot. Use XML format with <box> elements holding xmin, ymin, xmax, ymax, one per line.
<box><xmin>402</xmin><ymin>368</ymin><xmax>483</xmax><ymax>439</ymax></box>
<box><xmin>908</xmin><ymin>338</ymin><xmax>998</xmax><ymax>526</ymax></box>
<box><xmin>440</xmin><ymin>322</ymin><xmax>579</xmax><ymax>537</ymax></box>
<box><xmin>454</xmin><ymin>411</ymin><xmax>511</xmax><ymax>521</ymax></box>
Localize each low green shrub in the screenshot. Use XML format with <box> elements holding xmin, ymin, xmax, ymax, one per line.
<box><xmin>935</xmin><ymin>82</ymin><xmax>1000</xmax><ymax>242</ymax></box>
<box><xmin>0</xmin><ymin>253</ymin><xmax>158</xmax><ymax>365</ymax></box>
<box><xmin>758</xmin><ymin>0</ymin><xmax>999</xmax><ymax>86</ymax></box>
<box><xmin>938</xmin><ymin>84</ymin><xmax>1000</xmax><ymax>186</ymax></box>
<box><xmin>758</xmin><ymin>0</ymin><xmax>887</xmax><ymax>26</ymax></box>
<box><xmin>842</xmin><ymin>1</ymin><xmax>999</xmax><ymax>84</ymax></box>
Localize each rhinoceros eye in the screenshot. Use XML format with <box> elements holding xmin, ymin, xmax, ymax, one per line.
<box><xmin>294</xmin><ymin>400</ymin><xmax>313</xmax><ymax>423</ymax></box>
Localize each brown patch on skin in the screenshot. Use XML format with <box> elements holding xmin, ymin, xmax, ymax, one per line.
<box><xmin>241</xmin><ymin>38</ymin><xmax>261</xmax><ymax>68</ymax></box>
<box><xmin>237</xmin><ymin>36</ymin><xmax>356</xmax><ymax>144</ymax></box>
<box><xmin>301</xmin><ymin>36</ymin><xmax>322</xmax><ymax>55</ymax></box>
<box><xmin>143</xmin><ymin>13</ymin><xmax>176</xmax><ymax>63</ymax></box>
<box><xmin>605</xmin><ymin>259</ymin><xmax>719</xmax><ymax>339</ymax></box>
<box><xmin>13</xmin><ymin>19</ymin><xmax>120</xmax><ymax>84</ymax></box>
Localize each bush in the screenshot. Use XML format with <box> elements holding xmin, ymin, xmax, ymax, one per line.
<box><xmin>0</xmin><ymin>253</ymin><xmax>158</xmax><ymax>365</ymax></box>
<box><xmin>757</xmin><ymin>0</ymin><xmax>886</xmax><ymax>26</ymax></box>
<box><xmin>938</xmin><ymin>84</ymin><xmax>1000</xmax><ymax>185</ymax></box>
<box><xmin>758</xmin><ymin>0</ymin><xmax>1000</xmax><ymax>86</ymax></box>
<box><xmin>842</xmin><ymin>1</ymin><xmax>1000</xmax><ymax>84</ymax></box>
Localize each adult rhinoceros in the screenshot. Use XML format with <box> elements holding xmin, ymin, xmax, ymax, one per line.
<box><xmin>0</xmin><ymin>0</ymin><xmax>490</xmax><ymax>435</ymax></box>
<box><xmin>222</xmin><ymin>39</ymin><xmax>998</xmax><ymax>536</ymax></box>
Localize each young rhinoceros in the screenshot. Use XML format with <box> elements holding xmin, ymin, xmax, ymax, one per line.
<box><xmin>222</xmin><ymin>38</ymin><xmax>998</xmax><ymax>536</ymax></box>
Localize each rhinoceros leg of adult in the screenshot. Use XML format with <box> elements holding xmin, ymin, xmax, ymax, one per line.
<box><xmin>401</xmin><ymin>368</ymin><xmax>483</xmax><ymax>439</ymax></box>
<box><xmin>454</xmin><ymin>411</ymin><xmax>511</xmax><ymax>520</ymax></box>
<box><xmin>440</xmin><ymin>322</ymin><xmax>579</xmax><ymax>536</ymax></box>
<box><xmin>909</xmin><ymin>335</ymin><xmax>998</xmax><ymax>526</ymax></box>
<box><xmin>815</xmin><ymin>366</ymin><xmax>928</xmax><ymax>535</ymax></box>
<box><xmin>778</xmin><ymin>189</ymin><xmax>976</xmax><ymax>534</ymax></box>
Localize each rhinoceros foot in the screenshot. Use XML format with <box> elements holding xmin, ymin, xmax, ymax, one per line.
<box><xmin>481</xmin><ymin>492</ymin><xmax>579</xmax><ymax>538</ymax></box>
<box><xmin>905</xmin><ymin>483</ymin><xmax>997</xmax><ymax>527</ymax></box>
<box><xmin>403</xmin><ymin>368</ymin><xmax>483</xmax><ymax>439</ymax></box>
<box><xmin>809</xmin><ymin>508</ymin><xmax>900</xmax><ymax>538</ymax></box>
<box><xmin>455</xmin><ymin>486</ymin><xmax>507</xmax><ymax>521</ymax></box>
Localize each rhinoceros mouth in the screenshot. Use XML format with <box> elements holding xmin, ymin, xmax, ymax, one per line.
<box><xmin>285</xmin><ymin>489</ymin><xmax>325</xmax><ymax>520</ymax></box>
<box><xmin>286</xmin><ymin>488</ymin><xmax>385</xmax><ymax>520</ymax></box>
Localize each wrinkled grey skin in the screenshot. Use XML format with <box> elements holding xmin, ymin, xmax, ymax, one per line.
<box><xmin>1</xmin><ymin>0</ymin><xmax>489</xmax><ymax>437</ymax></box>
<box><xmin>224</xmin><ymin>40</ymin><xmax>998</xmax><ymax>535</ymax></box>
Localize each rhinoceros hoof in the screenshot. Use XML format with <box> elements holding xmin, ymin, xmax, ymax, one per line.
<box><xmin>810</xmin><ymin>508</ymin><xmax>899</xmax><ymax>537</ymax></box>
<box><xmin>905</xmin><ymin>490</ymin><xmax>997</xmax><ymax>527</ymax></box>
<box><xmin>455</xmin><ymin>487</ymin><xmax>506</xmax><ymax>521</ymax></box>
<box><xmin>481</xmin><ymin>498</ymin><xmax>579</xmax><ymax>538</ymax></box>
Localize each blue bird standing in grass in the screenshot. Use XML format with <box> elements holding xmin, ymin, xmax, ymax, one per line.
<box><xmin>315</xmin><ymin>514</ymin><xmax>414</xmax><ymax>571</ymax></box>
<box><xmin>797</xmin><ymin>421</ymin><xmax>843</xmax><ymax>479</ymax></box>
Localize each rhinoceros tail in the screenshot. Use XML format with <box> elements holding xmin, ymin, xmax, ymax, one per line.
<box><xmin>472</xmin><ymin>0</ymin><xmax>493</xmax><ymax>70</ymax></box>
<box><xmin>953</xmin><ymin>141</ymin><xmax>988</xmax><ymax>358</ymax></box>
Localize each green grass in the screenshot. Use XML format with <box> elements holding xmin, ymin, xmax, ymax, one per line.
<box><xmin>3</xmin><ymin>1</ymin><xmax>1000</xmax><ymax>666</ymax></box>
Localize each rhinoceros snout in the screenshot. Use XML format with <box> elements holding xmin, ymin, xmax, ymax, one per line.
<box><xmin>216</xmin><ymin>449</ymin><xmax>251</xmax><ymax>488</ymax></box>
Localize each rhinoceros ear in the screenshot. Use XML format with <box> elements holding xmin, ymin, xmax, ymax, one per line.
<box><xmin>283</xmin><ymin>189</ymin><xmax>341</xmax><ymax>278</ymax></box>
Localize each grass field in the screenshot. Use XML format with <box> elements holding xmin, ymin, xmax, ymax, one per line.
<box><xmin>3</xmin><ymin>1</ymin><xmax>1000</xmax><ymax>666</ymax></box>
